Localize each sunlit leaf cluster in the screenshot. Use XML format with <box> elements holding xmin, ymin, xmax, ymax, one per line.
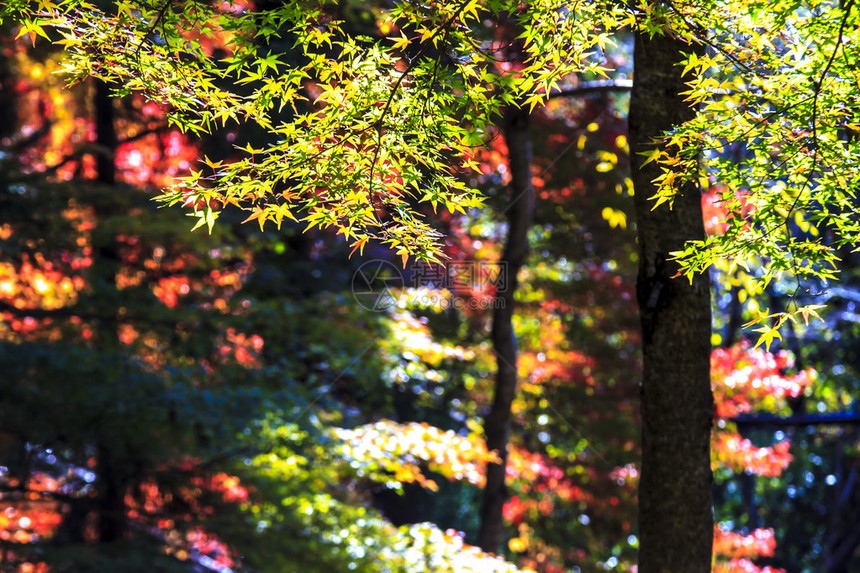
<box><xmin>652</xmin><ymin>0</ymin><xmax>860</xmax><ymax>297</ymax></box>
<box><xmin>333</xmin><ymin>420</ymin><xmax>498</xmax><ymax>491</ymax></box>
<box><xmin>5</xmin><ymin>0</ymin><xmax>629</xmax><ymax>261</ymax></box>
<box><xmin>240</xmin><ymin>419</ymin><xmax>529</xmax><ymax>572</ymax></box>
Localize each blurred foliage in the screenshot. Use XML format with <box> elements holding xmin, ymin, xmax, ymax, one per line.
<box><xmin>5</xmin><ymin>1</ymin><xmax>860</xmax><ymax>572</ymax></box>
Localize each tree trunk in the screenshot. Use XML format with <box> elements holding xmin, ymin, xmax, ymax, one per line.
<box><xmin>478</xmin><ymin>105</ymin><xmax>533</xmax><ymax>553</ymax></box>
<box><xmin>92</xmin><ymin>77</ymin><xmax>128</xmax><ymax>543</ymax></box>
<box><xmin>94</xmin><ymin>79</ymin><xmax>116</xmax><ymax>185</ymax></box>
<box><xmin>0</xmin><ymin>37</ymin><xmax>17</xmax><ymax>143</ymax></box>
<box><xmin>629</xmin><ymin>31</ymin><xmax>714</xmax><ymax>572</ymax></box>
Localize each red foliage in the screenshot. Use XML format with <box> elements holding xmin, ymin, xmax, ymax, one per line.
<box><xmin>714</xmin><ymin>559</ymin><xmax>786</xmax><ymax>573</ymax></box>
<box><xmin>0</xmin><ymin>502</ymin><xmax>64</xmax><ymax>543</ymax></box>
<box><xmin>115</xmin><ymin>128</ymin><xmax>196</xmax><ymax>189</ymax></box>
<box><xmin>711</xmin><ymin>342</ymin><xmax>814</xmax><ymax>418</ymax></box>
<box><xmin>204</xmin><ymin>472</ymin><xmax>250</xmax><ymax>504</ymax></box>
<box><xmin>126</xmin><ymin>467</ymin><xmax>250</xmax><ymax>568</ymax></box>
<box><xmin>518</xmin><ymin>350</ymin><xmax>596</xmax><ymax>387</ymax></box>
<box><xmin>702</xmin><ymin>186</ymin><xmax>755</xmax><ymax>236</ymax></box>
<box><xmin>713</xmin><ymin>434</ymin><xmax>793</xmax><ymax>477</ymax></box>
<box><xmin>714</xmin><ymin>526</ymin><xmax>778</xmax><ymax>560</ymax></box>
<box><xmin>713</xmin><ymin>526</ymin><xmax>786</xmax><ymax>572</ymax></box>
<box><xmin>711</xmin><ymin>342</ymin><xmax>815</xmax><ymax>476</ymax></box>
<box><xmin>464</xmin><ymin>132</ymin><xmax>511</xmax><ymax>184</ymax></box>
<box><xmin>504</xmin><ymin>446</ymin><xmax>596</xmax><ymax>526</ymax></box>
<box><xmin>709</xmin><ymin>343</ymin><xmax>815</xmax><ymax>570</ymax></box>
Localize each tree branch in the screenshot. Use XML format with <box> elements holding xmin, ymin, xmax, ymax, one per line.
<box><xmin>548</xmin><ymin>79</ymin><xmax>632</xmax><ymax>100</ymax></box>
<box><xmin>732</xmin><ymin>411</ymin><xmax>860</xmax><ymax>428</ymax></box>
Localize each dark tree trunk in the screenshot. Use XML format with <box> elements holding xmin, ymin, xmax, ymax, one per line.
<box><xmin>478</xmin><ymin>105</ymin><xmax>533</xmax><ymax>553</ymax></box>
<box><xmin>92</xmin><ymin>78</ymin><xmax>128</xmax><ymax>543</ymax></box>
<box><xmin>91</xmin><ymin>237</ymin><xmax>129</xmax><ymax>546</ymax></box>
<box><xmin>0</xmin><ymin>38</ymin><xmax>17</xmax><ymax>143</ymax></box>
<box><xmin>94</xmin><ymin>79</ymin><xmax>117</xmax><ymax>185</ymax></box>
<box><xmin>96</xmin><ymin>444</ymin><xmax>129</xmax><ymax>543</ymax></box>
<box><xmin>629</xmin><ymin>31</ymin><xmax>714</xmax><ymax>572</ymax></box>
<box><xmin>724</xmin><ymin>283</ymin><xmax>743</xmax><ymax>346</ymax></box>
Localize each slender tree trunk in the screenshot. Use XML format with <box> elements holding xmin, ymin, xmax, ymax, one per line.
<box><xmin>629</xmin><ymin>31</ymin><xmax>714</xmax><ymax>572</ymax></box>
<box><xmin>92</xmin><ymin>77</ymin><xmax>128</xmax><ymax>543</ymax></box>
<box><xmin>478</xmin><ymin>105</ymin><xmax>533</xmax><ymax>553</ymax></box>
<box><xmin>0</xmin><ymin>38</ymin><xmax>17</xmax><ymax>143</ymax></box>
<box><xmin>724</xmin><ymin>283</ymin><xmax>743</xmax><ymax>346</ymax></box>
<box><xmin>94</xmin><ymin>79</ymin><xmax>117</xmax><ymax>185</ymax></box>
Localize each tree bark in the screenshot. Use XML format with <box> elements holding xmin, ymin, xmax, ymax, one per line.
<box><xmin>92</xmin><ymin>76</ymin><xmax>129</xmax><ymax>543</ymax></box>
<box><xmin>94</xmin><ymin>79</ymin><xmax>117</xmax><ymax>185</ymax></box>
<box><xmin>478</xmin><ymin>105</ymin><xmax>533</xmax><ymax>553</ymax></box>
<box><xmin>0</xmin><ymin>37</ymin><xmax>18</xmax><ymax>143</ymax></box>
<box><xmin>629</xmin><ymin>31</ymin><xmax>714</xmax><ymax>572</ymax></box>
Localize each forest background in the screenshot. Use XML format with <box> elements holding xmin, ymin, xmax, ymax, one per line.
<box><xmin>1</xmin><ymin>0</ymin><xmax>860</xmax><ymax>572</ymax></box>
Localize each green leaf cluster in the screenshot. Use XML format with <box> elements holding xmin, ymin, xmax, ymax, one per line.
<box><xmin>10</xmin><ymin>0</ymin><xmax>625</xmax><ymax>261</ymax></box>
